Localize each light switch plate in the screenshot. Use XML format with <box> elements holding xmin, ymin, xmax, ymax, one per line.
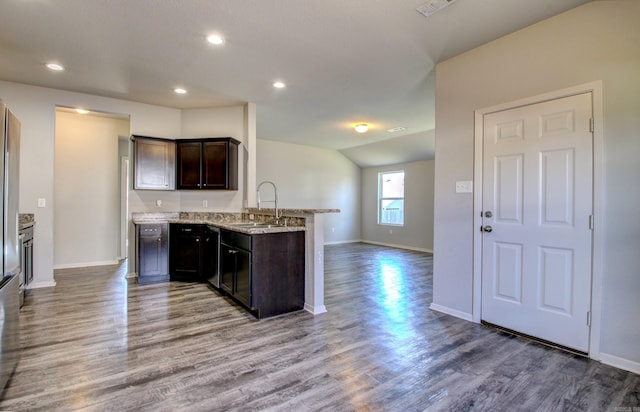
<box><xmin>37</xmin><ymin>198</ymin><xmax>46</xmax><ymax>208</ymax></box>
<box><xmin>455</xmin><ymin>180</ymin><xmax>473</xmax><ymax>193</ymax></box>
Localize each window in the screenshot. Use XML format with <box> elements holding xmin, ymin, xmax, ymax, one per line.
<box><xmin>378</xmin><ymin>171</ymin><xmax>405</xmax><ymax>226</ymax></box>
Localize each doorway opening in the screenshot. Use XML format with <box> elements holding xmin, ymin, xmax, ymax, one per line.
<box><xmin>53</xmin><ymin>107</ymin><xmax>131</xmax><ymax>271</ymax></box>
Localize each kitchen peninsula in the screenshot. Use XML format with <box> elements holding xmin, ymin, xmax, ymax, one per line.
<box><xmin>132</xmin><ymin>208</ymin><xmax>338</xmax><ymax>318</ymax></box>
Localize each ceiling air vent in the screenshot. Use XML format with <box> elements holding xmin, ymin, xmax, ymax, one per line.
<box><xmin>416</xmin><ymin>0</ymin><xmax>457</xmax><ymax>17</ymax></box>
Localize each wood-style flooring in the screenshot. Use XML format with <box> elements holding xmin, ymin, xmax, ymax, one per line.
<box><xmin>1</xmin><ymin>242</ymin><xmax>638</xmax><ymax>411</ymax></box>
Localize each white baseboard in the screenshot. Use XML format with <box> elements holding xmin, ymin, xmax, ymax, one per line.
<box><xmin>429</xmin><ymin>303</ymin><xmax>474</xmax><ymax>322</ymax></box>
<box><xmin>324</xmin><ymin>239</ymin><xmax>362</xmax><ymax>245</ymax></box>
<box><xmin>600</xmin><ymin>352</ymin><xmax>640</xmax><ymax>375</ymax></box>
<box><xmin>361</xmin><ymin>240</ymin><xmax>433</xmax><ymax>254</ymax></box>
<box><xmin>304</xmin><ymin>303</ymin><xmax>327</xmax><ymax>315</ymax></box>
<box><xmin>27</xmin><ymin>280</ymin><xmax>56</xmax><ymax>289</ymax></box>
<box><xmin>54</xmin><ymin>260</ymin><xmax>119</xmax><ymax>270</ymax></box>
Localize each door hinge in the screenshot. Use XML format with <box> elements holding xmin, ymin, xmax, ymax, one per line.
<box><xmin>589</xmin><ymin>118</ymin><xmax>594</xmax><ymax>133</ymax></box>
<box><xmin>589</xmin><ymin>215</ymin><xmax>594</xmax><ymax>230</ymax></box>
<box><xmin>587</xmin><ymin>311</ymin><xmax>592</xmax><ymax>327</ymax></box>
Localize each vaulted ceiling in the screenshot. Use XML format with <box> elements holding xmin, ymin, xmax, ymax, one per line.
<box><xmin>0</xmin><ymin>0</ymin><xmax>592</xmax><ymax>166</ymax></box>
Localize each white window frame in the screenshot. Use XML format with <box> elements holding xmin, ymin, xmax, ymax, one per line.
<box><xmin>378</xmin><ymin>170</ymin><xmax>405</xmax><ymax>226</ymax></box>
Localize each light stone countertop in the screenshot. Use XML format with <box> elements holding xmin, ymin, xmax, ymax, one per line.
<box><xmin>244</xmin><ymin>208</ymin><xmax>340</xmax><ymax>214</ymax></box>
<box><xmin>19</xmin><ymin>213</ymin><xmax>35</xmax><ymax>229</ymax></box>
<box><xmin>132</xmin><ymin>211</ymin><xmax>307</xmax><ymax>235</ymax></box>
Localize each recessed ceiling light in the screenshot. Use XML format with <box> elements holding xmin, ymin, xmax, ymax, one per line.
<box><xmin>75</xmin><ymin>108</ymin><xmax>90</xmax><ymax>114</ymax></box>
<box><xmin>207</xmin><ymin>34</ymin><xmax>225</xmax><ymax>45</ymax></box>
<box><xmin>45</xmin><ymin>63</ymin><xmax>65</xmax><ymax>71</ymax></box>
<box><xmin>354</xmin><ymin>124</ymin><xmax>369</xmax><ymax>133</ymax></box>
<box><xmin>387</xmin><ymin>126</ymin><xmax>407</xmax><ymax>133</ymax></box>
<box><xmin>174</xmin><ymin>88</ymin><xmax>187</xmax><ymax>94</ymax></box>
<box><xmin>273</xmin><ymin>81</ymin><xmax>286</xmax><ymax>89</ymax></box>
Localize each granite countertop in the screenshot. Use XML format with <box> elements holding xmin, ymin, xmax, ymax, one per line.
<box><xmin>132</xmin><ymin>212</ymin><xmax>307</xmax><ymax>235</ymax></box>
<box><xmin>244</xmin><ymin>208</ymin><xmax>340</xmax><ymax>214</ymax></box>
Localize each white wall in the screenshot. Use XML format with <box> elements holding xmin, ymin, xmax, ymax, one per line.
<box><xmin>256</xmin><ymin>139</ymin><xmax>360</xmax><ymax>243</ymax></box>
<box><xmin>178</xmin><ymin>106</ymin><xmax>247</xmax><ymax>212</ymax></box>
<box><xmin>433</xmin><ymin>0</ymin><xmax>640</xmax><ymax>368</ymax></box>
<box><xmin>0</xmin><ymin>81</ymin><xmax>181</xmax><ymax>287</ymax></box>
<box><xmin>362</xmin><ymin>160</ymin><xmax>434</xmax><ymax>252</ymax></box>
<box><xmin>54</xmin><ymin>111</ymin><xmax>129</xmax><ymax>267</ymax></box>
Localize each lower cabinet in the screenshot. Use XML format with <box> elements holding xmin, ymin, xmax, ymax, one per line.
<box><xmin>170</xmin><ymin>223</ymin><xmax>220</xmax><ymax>283</ymax></box>
<box><xmin>169</xmin><ymin>224</ymin><xmax>204</xmax><ymax>282</ymax></box>
<box><xmin>220</xmin><ymin>229</ymin><xmax>305</xmax><ymax>319</ymax></box>
<box><xmin>136</xmin><ymin>223</ymin><xmax>170</xmax><ymax>284</ymax></box>
<box><xmin>136</xmin><ymin>222</ymin><xmax>305</xmax><ymax>318</ymax></box>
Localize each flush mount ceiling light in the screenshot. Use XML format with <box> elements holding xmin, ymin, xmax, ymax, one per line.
<box><xmin>75</xmin><ymin>108</ymin><xmax>89</xmax><ymax>114</ymax></box>
<box><xmin>354</xmin><ymin>124</ymin><xmax>369</xmax><ymax>133</ymax></box>
<box><xmin>174</xmin><ymin>88</ymin><xmax>187</xmax><ymax>94</ymax></box>
<box><xmin>45</xmin><ymin>62</ymin><xmax>65</xmax><ymax>71</ymax></box>
<box><xmin>387</xmin><ymin>126</ymin><xmax>407</xmax><ymax>133</ymax></box>
<box><xmin>206</xmin><ymin>34</ymin><xmax>225</xmax><ymax>45</ymax></box>
<box><xmin>273</xmin><ymin>81</ymin><xmax>286</xmax><ymax>89</ymax></box>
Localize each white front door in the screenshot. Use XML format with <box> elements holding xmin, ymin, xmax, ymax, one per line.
<box><xmin>481</xmin><ymin>92</ymin><xmax>593</xmax><ymax>352</ymax></box>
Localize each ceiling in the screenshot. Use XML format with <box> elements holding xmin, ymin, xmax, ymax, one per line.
<box><xmin>0</xmin><ymin>0</ymin><xmax>592</xmax><ymax>166</ymax></box>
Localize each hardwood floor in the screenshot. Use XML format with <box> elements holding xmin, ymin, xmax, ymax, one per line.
<box><xmin>1</xmin><ymin>242</ymin><xmax>638</xmax><ymax>411</ymax></box>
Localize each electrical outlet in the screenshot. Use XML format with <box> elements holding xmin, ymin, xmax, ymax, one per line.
<box><xmin>331</xmin><ymin>227</ymin><xmax>335</xmax><ymax>233</ymax></box>
<box><xmin>389</xmin><ymin>229</ymin><xmax>393</xmax><ymax>234</ymax></box>
<box><xmin>203</xmin><ymin>200</ymin><xmax>208</xmax><ymax>208</ymax></box>
<box><xmin>155</xmin><ymin>199</ymin><xmax>162</xmax><ymax>207</ymax></box>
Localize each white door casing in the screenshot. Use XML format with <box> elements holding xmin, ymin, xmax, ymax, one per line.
<box><xmin>480</xmin><ymin>92</ymin><xmax>593</xmax><ymax>353</ymax></box>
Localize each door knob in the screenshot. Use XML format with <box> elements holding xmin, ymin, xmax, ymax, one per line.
<box><xmin>481</xmin><ymin>225</ymin><xmax>493</xmax><ymax>233</ymax></box>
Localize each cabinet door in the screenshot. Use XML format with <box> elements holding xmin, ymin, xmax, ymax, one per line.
<box><xmin>176</xmin><ymin>141</ymin><xmax>202</xmax><ymax>189</ymax></box>
<box><xmin>219</xmin><ymin>243</ymin><xmax>235</xmax><ymax>295</ymax></box>
<box><xmin>202</xmin><ymin>141</ymin><xmax>228</xmax><ymax>189</ymax></box>
<box><xmin>170</xmin><ymin>234</ymin><xmax>202</xmax><ymax>279</ymax></box>
<box><xmin>138</xmin><ymin>224</ymin><xmax>169</xmax><ymax>281</ymax></box>
<box><xmin>203</xmin><ymin>228</ymin><xmax>220</xmax><ymax>286</ymax></box>
<box><xmin>139</xmin><ymin>236</ymin><xmax>168</xmax><ymax>276</ymax></box>
<box><xmin>234</xmin><ymin>248</ymin><xmax>252</xmax><ymax>308</ymax></box>
<box><xmin>134</xmin><ymin>137</ymin><xmax>176</xmax><ymax>190</ymax></box>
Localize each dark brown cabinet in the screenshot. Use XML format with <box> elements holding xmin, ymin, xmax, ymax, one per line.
<box><xmin>169</xmin><ymin>223</ymin><xmax>203</xmax><ymax>281</ymax></box>
<box><xmin>176</xmin><ymin>138</ymin><xmax>239</xmax><ymax>190</ymax></box>
<box><xmin>170</xmin><ymin>224</ymin><xmax>219</xmax><ymax>282</ymax></box>
<box><xmin>219</xmin><ymin>229</ymin><xmax>305</xmax><ymax>319</ymax></box>
<box><xmin>132</xmin><ymin>136</ymin><xmax>176</xmax><ymax>190</ymax></box>
<box><xmin>136</xmin><ymin>223</ymin><xmax>170</xmax><ymax>284</ymax></box>
<box><xmin>220</xmin><ymin>231</ymin><xmax>252</xmax><ymax>307</ymax></box>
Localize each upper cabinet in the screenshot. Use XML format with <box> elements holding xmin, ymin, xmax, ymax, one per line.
<box><xmin>132</xmin><ymin>136</ymin><xmax>240</xmax><ymax>191</ymax></box>
<box><xmin>132</xmin><ymin>136</ymin><xmax>176</xmax><ymax>190</ymax></box>
<box><xmin>176</xmin><ymin>138</ymin><xmax>239</xmax><ymax>190</ymax></box>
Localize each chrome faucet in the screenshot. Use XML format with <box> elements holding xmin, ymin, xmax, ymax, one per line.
<box><xmin>257</xmin><ymin>181</ymin><xmax>279</xmax><ymax>221</ymax></box>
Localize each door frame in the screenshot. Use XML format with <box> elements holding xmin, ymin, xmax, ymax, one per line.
<box><xmin>472</xmin><ymin>81</ymin><xmax>604</xmax><ymax>360</ymax></box>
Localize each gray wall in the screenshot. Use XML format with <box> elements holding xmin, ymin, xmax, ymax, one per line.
<box><xmin>361</xmin><ymin>160</ymin><xmax>434</xmax><ymax>252</ymax></box>
<box><xmin>433</xmin><ymin>0</ymin><xmax>640</xmax><ymax>368</ymax></box>
<box><xmin>256</xmin><ymin>139</ymin><xmax>361</xmax><ymax>243</ymax></box>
